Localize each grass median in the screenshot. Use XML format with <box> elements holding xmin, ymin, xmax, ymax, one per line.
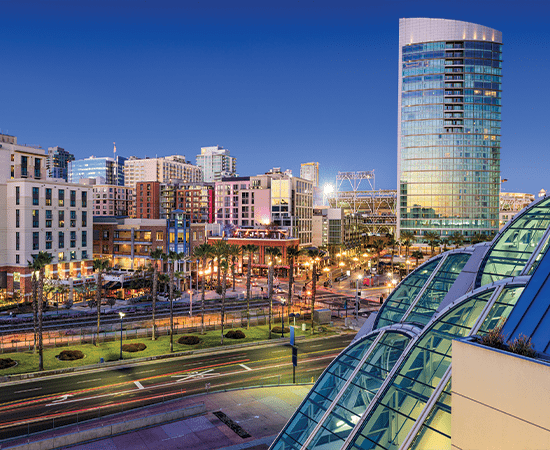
<box><xmin>0</xmin><ymin>323</ymin><xmax>339</xmax><ymax>376</ymax></box>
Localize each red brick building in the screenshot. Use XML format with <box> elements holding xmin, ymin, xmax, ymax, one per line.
<box><xmin>135</xmin><ymin>181</ymin><xmax>160</xmax><ymax>219</ymax></box>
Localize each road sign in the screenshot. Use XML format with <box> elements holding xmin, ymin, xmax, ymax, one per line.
<box><xmin>292</xmin><ymin>346</ymin><xmax>298</xmax><ymax>367</ymax></box>
<box><xmin>290</xmin><ymin>326</ymin><xmax>295</xmax><ymax>346</ymax></box>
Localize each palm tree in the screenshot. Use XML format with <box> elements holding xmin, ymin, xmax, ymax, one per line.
<box><xmin>411</xmin><ymin>250</ymin><xmax>424</xmax><ymax>267</ymax></box>
<box><xmin>165</xmin><ymin>250</ymin><xmax>179</xmax><ymax>352</ymax></box>
<box><xmin>385</xmin><ymin>234</ymin><xmax>397</xmax><ymax>274</ymax></box>
<box><xmin>450</xmin><ymin>231</ymin><xmax>465</xmax><ymax>249</ymax></box>
<box><xmin>242</xmin><ymin>244</ymin><xmax>259</xmax><ymax>329</ymax></box>
<box><xmin>265</xmin><ymin>246</ymin><xmax>282</xmax><ymax>337</ymax></box>
<box><xmin>93</xmin><ymin>258</ymin><xmax>110</xmax><ymax>347</ymax></box>
<box><xmin>211</xmin><ymin>241</ymin><xmax>228</xmax><ymax>289</ymax></box>
<box><xmin>35</xmin><ymin>251</ymin><xmax>52</xmax><ymax>371</ymax></box>
<box><xmin>425</xmin><ymin>231</ymin><xmax>440</xmax><ymax>256</ymax></box>
<box><xmin>193</xmin><ymin>243</ymin><xmax>213</xmax><ymax>334</ymax></box>
<box><xmin>27</xmin><ymin>259</ymin><xmax>39</xmax><ymax>354</ymax></box>
<box><xmin>286</xmin><ymin>246</ymin><xmax>302</xmax><ymax>318</ymax></box>
<box><xmin>228</xmin><ymin>244</ymin><xmax>241</xmax><ymax>292</ymax></box>
<box><xmin>150</xmin><ymin>249</ymin><xmax>164</xmax><ymax>340</ymax></box>
<box><xmin>305</xmin><ymin>247</ymin><xmax>321</xmax><ymax>334</ymax></box>
<box><xmin>219</xmin><ymin>258</ymin><xmax>229</xmax><ymax>345</ymax></box>
<box><xmin>372</xmin><ymin>239</ymin><xmax>385</xmax><ymax>274</ymax></box>
<box><xmin>400</xmin><ymin>230</ymin><xmax>415</xmax><ymax>257</ymax></box>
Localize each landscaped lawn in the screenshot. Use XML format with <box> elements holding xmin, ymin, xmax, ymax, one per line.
<box><xmin>0</xmin><ymin>323</ymin><xmax>337</xmax><ymax>375</ymax></box>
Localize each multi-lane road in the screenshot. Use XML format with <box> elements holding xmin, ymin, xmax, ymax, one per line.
<box><xmin>0</xmin><ymin>333</ymin><xmax>355</xmax><ymax>441</ymax></box>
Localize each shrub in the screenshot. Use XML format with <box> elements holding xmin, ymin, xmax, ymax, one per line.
<box><xmin>508</xmin><ymin>334</ymin><xmax>536</xmax><ymax>358</ymax></box>
<box><xmin>122</xmin><ymin>343</ymin><xmax>147</xmax><ymax>352</ymax></box>
<box><xmin>57</xmin><ymin>350</ymin><xmax>84</xmax><ymax>361</ymax></box>
<box><xmin>271</xmin><ymin>326</ymin><xmax>290</xmax><ymax>334</ymax></box>
<box><xmin>225</xmin><ymin>329</ymin><xmax>245</xmax><ymax>339</ymax></box>
<box><xmin>178</xmin><ymin>336</ymin><xmax>202</xmax><ymax>345</ymax></box>
<box><xmin>479</xmin><ymin>324</ymin><xmax>506</xmax><ymax>350</ymax></box>
<box><xmin>0</xmin><ymin>358</ymin><xmax>17</xmax><ymax>369</ymax></box>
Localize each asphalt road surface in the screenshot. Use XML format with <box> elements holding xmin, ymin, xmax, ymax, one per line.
<box><xmin>0</xmin><ymin>333</ymin><xmax>354</xmax><ymax>441</ymax></box>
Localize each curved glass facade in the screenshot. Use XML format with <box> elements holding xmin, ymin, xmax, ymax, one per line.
<box><xmin>475</xmin><ymin>196</ymin><xmax>550</xmax><ymax>287</ymax></box>
<box><xmin>374</xmin><ymin>251</ymin><xmax>471</xmax><ymax>330</ymax></box>
<box><xmin>398</xmin><ymin>19</ymin><xmax>502</xmax><ymax>238</ymax></box>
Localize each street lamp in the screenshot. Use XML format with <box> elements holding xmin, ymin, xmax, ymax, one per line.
<box><xmin>355</xmin><ymin>275</ymin><xmax>363</xmax><ymax>319</ymax></box>
<box><xmin>280</xmin><ymin>300</ymin><xmax>286</xmax><ymax>338</ymax></box>
<box><xmin>118</xmin><ymin>312</ymin><xmax>125</xmax><ymax>360</ymax></box>
<box><xmin>188</xmin><ymin>289</ymin><xmax>193</xmax><ymax>317</ymax></box>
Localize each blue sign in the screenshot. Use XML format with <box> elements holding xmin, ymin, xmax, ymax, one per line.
<box><xmin>290</xmin><ymin>326</ymin><xmax>295</xmax><ymax>346</ymax></box>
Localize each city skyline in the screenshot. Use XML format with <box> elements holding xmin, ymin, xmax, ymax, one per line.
<box><xmin>1</xmin><ymin>0</ymin><xmax>549</xmax><ymax>194</ymax></box>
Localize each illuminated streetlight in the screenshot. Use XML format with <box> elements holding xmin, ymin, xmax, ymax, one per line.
<box><xmin>119</xmin><ymin>312</ymin><xmax>125</xmax><ymax>360</ymax></box>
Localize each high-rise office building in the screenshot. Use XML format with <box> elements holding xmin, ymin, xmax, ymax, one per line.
<box><xmin>196</xmin><ymin>146</ymin><xmax>237</xmax><ymax>182</ymax></box>
<box><xmin>398</xmin><ymin>18</ymin><xmax>502</xmax><ymax>239</ymax></box>
<box><xmin>46</xmin><ymin>146</ymin><xmax>75</xmax><ymax>181</ymax></box>
<box><xmin>300</xmin><ymin>162</ymin><xmax>319</xmax><ymax>187</ymax></box>
<box><xmin>68</xmin><ymin>155</ymin><xmax>126</xmax><ymax>186</ymax></box>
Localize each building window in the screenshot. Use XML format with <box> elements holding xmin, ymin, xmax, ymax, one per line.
<box><xmin>21</xmin><ymin>156</ymin><xmax>28</xmax><ymax>177</ymax></box>
<box><xmin>58</xmin><ymin>252</ymin><xmax>65</xmax><ymax>261</ymax></box>
<box><xmin>15</xmin><ymin>209</ymin><xmax>19</xmax><ymax>228</ymax></box>
<box><xmin>58</xmin><ymin>189</ymin><xmax>64</xmax><ymax>206</ymax></box>
<box><xmin>16</xmin><ymin>255</ymin><xmax>19</xmax><ymax>264</ymax></box>
<box><xmin>58</xmin><ymin>231</ymin><xmax>64</xmax><ymax>248</ymax></box>
<box><xmin>102</xmin><ymin>244</ymin><xmax>109</xmax><ymax>253</ymax></box>
<box><xmin>33</xmin><ymin>210</ymin><xmax>39</xmax><ymax>228</ymax></box>
<box><xmin>103</xmin><ymin>230</ymin><xmax>109</xmax><ymax>239</ymax></box>
<box><xmin>46</xmin><ymin>188</ymin><xmax>52</xmax><ymax>206</ymax></box>
<box><xmin>82</xmin><ymin>230</ymin><xmax>87</xmax><ymax>247</ymax></box>
<box><xmin>32</xmin><ymin>187</ymin><xmax>40</xmax><ymax>205</ymax></box>
<box><xmin>33</xmin><ymin>232</ymin><xmax>39</xmax><ymax>250</ymax></box>
<box><xmin>15</xmin><ymin>232</ymin><xmax>19</xmax><ymax>251</ymax></box>
<box><xmin>70</xmin><ymin>190</ymin><xmax>76</xmax><ymax>207</ymax></box>
<box><xmin>58</xmin><ymin>210</ymin><xmax>64</xmax><ymax>227</ymax></box>
<box><xmin>15</xmin><ymin>186</ymin><xmax>20</xmax><ymax>205</ymax></box>
<box><xmin>82</xmin><ymin>211</ymin><xmax>87</xmax><ymax>227</ymax></box>
<box><xmin>70</xmin><ymin>210</ymin><xmax>76</xmax><ymax>227</ymax></box>
<box><xmin>70</xmin><ymin>251</ymin><xmax>76</xmax><ymax>261</ymax></box>
<box><xmin>156</xmin><ymin>231</ymin><xmax>163</xmax><ymax>241</ymax></box>
<box><xmin>34</xmin><ymin>158</ymin><xmax>41</xmax><ymax>178</ymax></box>
<box><xmin>82</xmin><ymin>191</ymin><xmax>87</xmax><ymax>207</ymax></box>
<box><xmin>82</xmin><ymin>250</ymin><xmax>88</xmax><ymax>259</ymax></box>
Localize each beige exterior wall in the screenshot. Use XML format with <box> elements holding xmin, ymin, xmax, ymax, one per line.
<box><xmin>124</xmin><ymin>156</ymin><xmax>202</xmax><ymax>187</ymax></box>
<box><xmin>452</xmin><ymin>340</ymin><xmax>550</xmax><ymax>450</ymax></box>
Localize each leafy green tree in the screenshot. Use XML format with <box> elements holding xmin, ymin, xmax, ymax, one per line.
<box><xmin>385</xmin><ymin>234</ymin><xmax>397</xmax><ymax>274</ymax></box>
<box><xmin>211</xmin><ymin>241</ymin><xmax>229</xmax><ymax>289</ymax></box>
<box><xmin>193</xmin><ymin>243</ymin><xmax>213</xmax><ymax>334</ymax></box>
<box><xmin>34</xmin><ymin>251</ymin><xmax>52</xmax><ymax>370</ymax></box>
<box><xmin>372</xmin><ymin>239</ymin><xmax>385</xmax><ymax>274</ymax></box>
<box><xmin>93</xmin><ymin>258</ymin><xmax>110</xmax><ymax>347</ymax></box>
<box><xmin>27</xmin><ymin>259</ymin><xmax>39</xmax><ymax>354</ymax></box>
<box><xmin>228</xmin><ymin>244</ymin><xmax>241</xmax><ymax>292</ymax></box>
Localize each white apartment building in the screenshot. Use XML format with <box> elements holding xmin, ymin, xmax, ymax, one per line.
<box><xmin>0</xmin><ymin>134</ymin><xmax>94</xmax><ymax>301</ymax></box>
<box><xmin>123</xmin><ymin>155</ymin><xmax>202</xmax><ymax>188</ymax></box>
<box><xmin>196</xmin><ymin>146</ymin><xmax>237</xmax><ymax>182</ymax></box>
<box><xmin>300</xmin><ymin>162</ymin><xmax>319</xmax><ymax>187</ymax></box>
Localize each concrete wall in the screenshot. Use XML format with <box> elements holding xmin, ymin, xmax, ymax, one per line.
<box><xmin>7</xmin><ymin>403</ymin><xmax>206</xmax><ymax>450</ymax></box>
<box><xmin>452</xmin><ymin>340</ymin><xmax>550</xmax><ymax>450</ymax></box>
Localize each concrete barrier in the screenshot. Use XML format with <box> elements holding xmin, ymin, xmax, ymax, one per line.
<box><xmin>4</xmin><ymin>403</ymin><xmax>206</xmax><ymax>450</ymax></box>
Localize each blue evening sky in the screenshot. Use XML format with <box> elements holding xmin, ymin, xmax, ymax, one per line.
<box><xmin>1</xmin><ymin>0</ymin><xmax>548</xmax><ymax>194</ymax></box>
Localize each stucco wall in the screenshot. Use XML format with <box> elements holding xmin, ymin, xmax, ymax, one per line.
<box><xmin>452</xmin><ymin>340</ymin><xmax>550</xmax><ymax>450</ymax></box>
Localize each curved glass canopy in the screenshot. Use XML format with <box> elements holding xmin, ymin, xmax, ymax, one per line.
<box><xmin>374</xmin><ymin>252</ymin><xmax>471</xmax><ymax>330</ymax></box>
<box><xmin>475</xmin><ymin>196</ymin><xmax>550</xmax><ymax>288</ymax></box>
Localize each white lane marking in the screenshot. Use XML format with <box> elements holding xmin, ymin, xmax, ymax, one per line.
<box><xmin>136</xmin><ymin>370</ymin><xmax>155</xmax><ymax>375</ymax></box>
<box><xmin>239</xmin><ymin>364</ymin><xmax>252</xmax><ymax>371</ymax></box>
<box><xmin>76</xmin><ymin>378</ymin><xmax>101</xmax><ymax>384</ymax></box>
<box><xmin>14</xmin><ymin>387</ymin><xmax>42</xmax><ymax>394</ymax></box>
<box><xmin>134</xmin><ymin>381</ymin><xmax>144</xmax><ymax>390</ymax></box>
<box><xmin>171</xmin><ymin>369</ymin><xmax>215</xmax><ymax>383</ymax></box>
<box><xmin>308</xmin><ymin>344</ymin><xmax>324</xmax><ymax>348</ymax></box>
<box><xmin>47</xmin><ymin>394</ymin><xmax>74</xmax><ymax>405</ymax></box>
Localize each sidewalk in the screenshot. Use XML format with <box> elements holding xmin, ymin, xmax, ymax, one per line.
<box><xmin>4</xmin><ymin>385</ymin><xmax>312</xmax><ymax>450</ymax></box>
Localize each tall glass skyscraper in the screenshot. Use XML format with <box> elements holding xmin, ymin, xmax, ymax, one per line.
<box><xmin>398</xmin><ymin>18</ymin><xmax>502</xmax><ymax>239</ymax></box>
